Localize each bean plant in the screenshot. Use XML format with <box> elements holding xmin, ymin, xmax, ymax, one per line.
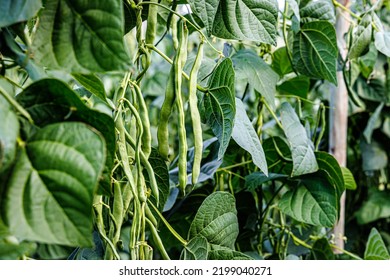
<box><xmin>0</xmin><ymin>0</ymin><xmax>389</xmax><ymax>260</ymax></box>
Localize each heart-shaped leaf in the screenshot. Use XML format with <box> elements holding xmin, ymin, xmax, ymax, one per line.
<box><xmin>364</xmin><ymin>228</ymin><xmax>390</xmax><ymax>260</ymax></box>
<box><xmin>232</xmin><ymin>98</ymin><xmax>268</xmax><ymax>175</ymax></box>
<box><xmin>188</xmin><ymin>0</ymin><xmax>278</xmax><ymax>44</ymax></box>
<box><xmin>32</xmin><ymin>0</ymin><xmax>130</xmax><ymax>73</ymax></box>
<box><xmin>188</xmin><ymin>191</ymin><xmax>238</xmax><ymax>249</ymax></box>
<box><xmin>280</xmin><ymin>102</ymin><xmax>318</xmax><ymax>177</ymax></box>
<box><xmin>279</xmin><ymin>176</ymin><xmax>338</xmax><ymax>227</ymax></box>
<box><xmin>293</xmin><ymin>21</ymin><xmax>338</xmax><ymax>84</ymax></box>
<box><xmin>202</xmin><ymin>59</ymin><xmax>235</xmax><ymax>159</ymax></box>
<box><xmin>2</xmin><ymin>122</ymin><xmax>106</xmax><ymax>247</ymax></box>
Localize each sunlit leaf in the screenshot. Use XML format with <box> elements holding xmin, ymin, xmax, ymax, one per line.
<box><xmin>32</xmin><ymin>0</ymin><xmax>130</xmax><ymax>72</ymax></box>
<box><xmin>280</xmin><ymin>102</ymin><xmax>318</xmax><ymax>177</ymax></box>
<box><xmin>2</xmin><ymin>122</ymin><xmax>106</xmax><ymax>247</ymax></box>
<box><xmin>293</xmin><ymin>21</ymin><xmax>338</xmax><ymax>84</ymax></box>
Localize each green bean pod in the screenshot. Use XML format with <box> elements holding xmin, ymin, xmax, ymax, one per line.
<box><xmin>157</xmin><ymin>67</ymin><xmax>175</xmax><ymax>161</ymax></box>
<box><xmin>132</xmin><ymin>83</ymin><xmax>152</xmax><ymax>158</ymax></box>
<box><xmin>145</xmin><ymin>0</ymin><xmax>158</xmax><ymax>46</ymax></box>
<box><xmin>175</xmin><ymin>21</ymin><xmax>188</xmax><ymax>193</ymax></box>
<box><xmin>188</xmin><ymin>40</ymin><xmax>204</xmax><ymax>185</ymax></box>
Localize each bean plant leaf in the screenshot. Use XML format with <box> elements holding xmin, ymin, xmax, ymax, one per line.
<box><xmin>356</xmin><ymin>191</ymin><xmax>390</xmax><ymax>224</ymax></box>
<box><xmin>280</xmin><ymin>102</ymin><xmax>318</xmax><ymax>177</ymax></box>
<box><xmin>0</xmin><ymin>0</ymin><xmax>42</xmax><ymax>28</ymax></box>
<box><xmin>188</xmin><ymin>191</ymin><xmax>238</xmax><ymax>249</ymax></box>
<box><xmin>277</xmin><ymin>76</ymin><xmax>310</xmax><ymax>98</ymax></box>
<box><xmin>32</xmin><ymin>0</ymin><xmax>130</xmax><ymax>73</ymax></box>
<box><xmin>349</xmin><ymin>14</ymin><xmax>373</xmax><ymax>59</ymax></box>
<box><xmin>375</xmin><ymin>31</ymin><xmax>390</xmax><ymax>57</ymax></box>
<box><xmin>363</xmin><ymin>102</ymin><xmax>384</xmax><ymax>144</ymax></box>
<box><xmin>72</xmin><ymin>74</ymin><xmax>107</xmax><ymax>104</ymax></box>
<box><xmin>232</xmin><ymin>98</ymin><xmax>268</xmax><ymax>175</ymax></box>
<box><xmin>315</xmin><ymin>151</ymin><xmax>344</xmax><ymax>201</ymax></box>
<box><xmin>293</xmin><ymin>21</ymin><xmax>338</xmax><ymax>85</ymax></box>
<box><xmin>232</xmin><ymin>49</ymin><xmax>279</xmax><ymax>110</ymax></box>
<box><xmin>0</xmin><ymin>101</ymin><xmax>19</xmax><ymax>173</ymax></box>
<box><xmin>203</xmin><ymin>59</ymin><xmax>235</xmax><ymax>159</ymax></box>
<box><xmin>279</xmin><ymin>176</ymin><xmax>338</xmax><ymax>227</ymax></box>
<box><xmin>287</xmin><ymin>0</ymin><xmax>300</xmax><ymax>22</ymax></box>
<box><xmin>2</xmin><ymin>122</ymin><xmax>106</xmax><ymax>247</ymax></box>
<box><xmin>181</xmin><ymin>235</ymin><xmax>209</xmax><ymax>260</ymax></box>
<box><xmin>300</xmin><ymin>0</ymin><xmax>336</xmax><ymax>24</ymax></box>
<box><xmin>341</xmin><ymin>167</ymin><xmax>357</xmax><ymax>191</ymax></box>
<box><xmin>208</xmin><ymin>245</ymin><xmax>253</xmax><ymax>260</ymax></box>
<box><xmin>189</xmin><ymin>0</ymin><xmax>278</xmax><ymax>44</ymax></box>
<box><xmin>272</xmin><ymin>47</ymin><xmax>293</xmax><ymax>76</ymax></box>
<box><xmin>364</xmin><ymin>228</ymin><xmax>390</xmax><ymax>260</ymax></box>
<box><xmin>16</xmin><ymin>79</ymin><xmax>115</xmax><ymax>195</ymax></box>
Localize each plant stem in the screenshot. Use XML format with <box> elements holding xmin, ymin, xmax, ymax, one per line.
<box><xmin>138</xmin><ymin>1</ymin><xmax>223</xmax><ymax>56</ymax></box>
<box><xmin>148</xmin><ymin>200</ymin><xmax>188</xmax><ymax>246</ymax></box>
<box><xmin>147</xmin><ymin>44</ymin><xmax>208</xmax><ymax>92</ymax></box>
<box><xmin>282</xmin><ymin>1</ymin><xmax>295</xmax><ymax>71</ymax></box>
<box><xmin>263</xmin><ymin>98</ymin><xmax>283</xmax><ymax>130</ymax></box>
<box><xmin>332</xmin><ymin>0</ymin><xmax>361</xmax><ymax>20</ymax></box>
<box><xmin>0</xmin><ymin>88</ymin><xmax>34</xmax><ymax>124</ymax></box>
<box><xmin>217</xmin><ymin>160</ymin><xmax>253</xmax><ymax>172</ymax></box>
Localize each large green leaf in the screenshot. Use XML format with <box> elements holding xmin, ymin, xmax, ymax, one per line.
<box><xmin>280</xmin><ymin>102</ymin><xmax>318</xmax><ymax>177</ymax></box>
<box><xmin>0</xmin><ymin>0</ymin><xmax>42</xmax><ymax>28</ymax></box>
<box><xmin>349</xmin><ymin>14</ymin><xmax>373</xmax><ymax>59</ymax></box>
<box><xmin>203</xmin><ymin>59</ymin><xmax>235</xmax><ymax>159</ymax></box>
<box><xmin>375</xmin><ymin>31</ymin><xmax>390</xmax><ymax>57</ymax></box>
<box><xmin>189</xmin><ymin>0</ymin><xmax>278</xmax><ymax>44</ymax></box>
<box><xmin>364</xmin><ymin>228</ymin><xmax>390</xmax><ymax>260</ymax></box>
<box><xmin>0</xmin><ymin>100</ymin><xmax>19</xmax><ymax>173</ymax></box>
<box><xmin>356</xmin><ymin>191</ymin><xmax>390</xmax><ymax>224</ymax></box>
<box><xmin>300</xmin><ymin>0</ymin><xmax>335</xmax><ymax>24</ymax></box>
<box><xmin>188</xmin><ymin>191</ymin><xmax>238</xmax><ymax>249</ymax></box>
<box><xmin>293</xmin><ymin>21</ymin><xmax>338</xmax><ymax>84</ymax></box>
<box><xmin>232</xmin><ymin>49</ymin><xmax>279</xmax><ymax>110</ymax></box>
<box><xmin>279</xmin><ymin>176</ymin><xmax>338</xmax><ymax>227</ymax></box>
<box><xmin>32</xmin><ymin>0</ymin><xmax>130</xmax><ymax>73</ymax></box>
<box><xmin>181</xmin><ymin>235</ymin><xmax>209</xmax><ymax>260</ymax></box>
<box><xmin>16</xmin><ymin>79</ymin><xmax>115</xmax><ymax>195</ymax></box>
<box><xmin>232</xmin><ymin>98</ymin><xmax>268</xmax><ymax>175</ymax></box>
<box><xmin>2</xmin><ymin>122</ymin><xmax>106</xmax><ymax>246</ymax></box>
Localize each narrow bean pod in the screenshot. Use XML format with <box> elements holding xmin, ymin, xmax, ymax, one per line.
<box><xmin>175</xmin><ymin>20</ymin><xmax>189</xmax><ymax>193</ymax></box>
<box><xmin>188</xmin><ymin>40</ymin><xmax>204</xmax><ymax>185</ymax></box>
<box><xmin>157</xmin><ymin>68</ymin><xmax>175</xmax><ymax>161</ymax></box>
<box><xmin>131</xmin><ymin>83</ymin><xmax>152</xmax><ymax>158</ymax></box>
<box><xmin>145</xmin><ymin>0</ymin><xmax>158</xmax><ymax>46</ymax></box>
